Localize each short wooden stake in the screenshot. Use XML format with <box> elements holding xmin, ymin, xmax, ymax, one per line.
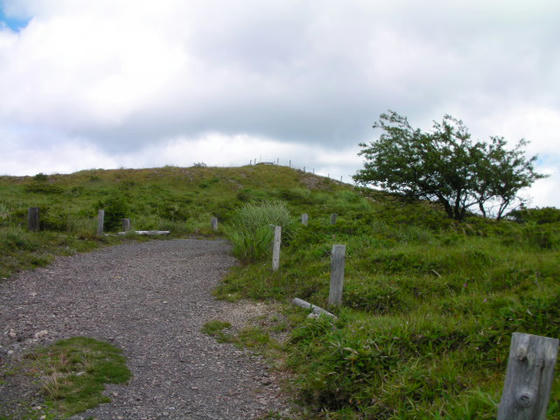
<box><xmin>97</xmin><ymin>209</ymin><xmax>104</xmax><ymax>236</ymax></box>
<box><xmin>328</xmin><ymin>244</ymin><xmax>346</xmax><ymax>306</ymax></box>
<box><xmin>330</xmin><ymin>213</ymin><xmax>337</xmax><ymax>224</ymax></box>
<box><xmin>122</xmin><ymin>218</ymin><xmax>131</xmax><ymax>232</ymax></box>
<box><xmin>211</xmin><ymin>216</ymin><xmax>218</xmax><ymax>231</ymax></box>
<box><xmin>28</xmin><ymin>207</ymin><xmax>40</xmax><ymax>232</ymax></box>
<box><xmin>498</xmin><ymin>332</ymin><xmax>559</xmax><ymax>420</ymax></box>
<box><xmin>301</xmin><ymin>213</ymin><xmax>308</xmax><ymax>226</ymax></box>
<box><xmin>272</xmin><ymin>225</ymin><xmax>281</xmax><ymax>271</ymax></box>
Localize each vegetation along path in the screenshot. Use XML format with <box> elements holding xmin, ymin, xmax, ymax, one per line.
<box><xmin>0</xmin><ymin>239</ymin><xmax>290</xmax><ymax>419</ymax></box>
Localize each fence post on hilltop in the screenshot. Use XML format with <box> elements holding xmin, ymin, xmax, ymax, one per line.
<box><xmin>328</xmin><ymin>244</ymin><xmax>346</xmax><ymax>306</ymax></box>
<box><xmin>28</xmin><ymin>207</ymin><xmax>40</xmax><ymax>232</ymax></box>
<box><xmin>289</xmin><ymin>160</ymin><xmax>291</xmax><ymax>168</ymax></box>
<box><xmin>330</xmin><ymin>213</ymin><xmax>337</xmax><ymax>225</ymax></box>
<box><xmin>498</xmin><ymin>332</ymin><xmax>559</xmax><ymax>420</ymax></box>
<box><xmin>301</xmin><ymin>213</ymin><xmax>308</xmax><ymax>226</ymax></box>
<box><xmin>97</xmin><ymin>209</ymin><xmax>104</xmax><ymax>236</ymax></box>
<box><xmin>211</xmin><ymin>216</ymin><xmax>218</xmax><ymax>231</ymax></box>
<box><xmin>272</xmin><ymin>225</ymin><xmax>282</xmax><ymax>271</ymax></box>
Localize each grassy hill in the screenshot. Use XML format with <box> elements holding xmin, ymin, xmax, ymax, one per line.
<box><xmin>1</xmin><ymin>164</ymin><xmax>559</xmax><ymax>418</ymax></box>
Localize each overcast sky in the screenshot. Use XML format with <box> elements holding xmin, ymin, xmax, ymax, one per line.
<box><xmin>1</xmin><ymin>0</ymin><xmax>559</xmax><ymax>208</ymax></box>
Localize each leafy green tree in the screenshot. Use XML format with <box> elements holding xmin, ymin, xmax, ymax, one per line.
<box><xmin>354</xmin><ymin>111</ymin><xmax>545</xmax><ymax>220</ymax></box>
<box><xmin>474</xmin><ymin>137</ymin><xmax>545</xmax><ymax>219</ymax></box>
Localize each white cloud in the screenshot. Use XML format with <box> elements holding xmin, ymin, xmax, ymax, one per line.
<box><xmin>1</xmin><ymin>0</ymin><xmax>559</xmax><ymax>207</ymax></box>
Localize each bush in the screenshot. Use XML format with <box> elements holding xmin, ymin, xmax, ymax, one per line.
<box><xmin>508</xmin><ymin>207</ymin><xmax>560</xmax><ymax>224</ymax></box>
<box><xmin>24</xmin><ymin>183</ymin><xmax>64</xmax><ymax>194</ymax></box>
<box><xmin>226</xmin><ymin>201</ymin><xmax>293</xmax><ymax>262</ymax></box>
<box><xmin>102</xmin><ymin>196</ymin><xmax>129</xmax><ymax>232</ymax></box>
<box><xmin>33</xmin><ymin>172</ymin><xmax>48</xmax><ymax>181</ymax></box>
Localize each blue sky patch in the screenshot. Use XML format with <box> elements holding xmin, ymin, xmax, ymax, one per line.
<box><xmin>0</xmin><ymin>6</ymin><xmax>30</xmax><ymax>32</ymax></box>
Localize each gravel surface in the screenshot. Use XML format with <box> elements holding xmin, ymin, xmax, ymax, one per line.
<box><xmin>0</xmin><ymin>239</ymin><xmax>292</xmax><ymax>419</ymax></box>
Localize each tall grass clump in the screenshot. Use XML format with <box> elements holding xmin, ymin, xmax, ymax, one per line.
<box><xmin>226</xmin><ymin>201</ymin><xmax>292</xmax><ymax>262</ymax></box>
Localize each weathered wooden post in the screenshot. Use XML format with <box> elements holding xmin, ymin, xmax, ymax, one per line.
<box><xmin>211</xmin><ymin>216</ymin><xmax>218</xmax><ymax>231</ymax></box>
<box><xmin>28</xmin><ymin>207</ymin><xmax>40</xmax><ymax>232</ymax></box>
<box><xmin>330</xmin><ymin>213</ymin><xmax>337</xmax><ymax>225</ymax></box>
<box><xmin>498</xmin><ymin>332</ymin><xmax>559</xmax><ymax>420</ymax></box>
<box><xmin>301</xmin><ymin>213</ymin><xmax>308</xmax><ymax>226</ymax></box>
<box><xmin>328</xmin><ymin>244</ymin><xmax>346</xmax><ymax>306</ymax></box>
<box><xmin>122</xmin><ymin>218</ymin><xmax>131</xmax><ymax>232</ymax></box>
<box><xmin>97</xmin><ymin>209</ymin><xmax>104</xmax><ymax>236</ymax></box>
<box><xmin>272</xmin><ymin>225</ymin><xmax>282</xmax><ymax>271</ymax></box>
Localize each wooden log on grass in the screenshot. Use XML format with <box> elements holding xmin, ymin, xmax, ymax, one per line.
<box><xmin>272</xmin><ymin>225</ymin><xmax>281</xmax><ymax>271</ymax></box>
<box><xmin>292</xmin><ymin>298</ymin><xmax>337</xmax><ymax>319</ymax></box>
<box><xmin>328</xmin><ymin>244</ymin><xmax>346</xmax><ymax>306</ymax></box>
<box><xmin>498</xmin><ymin>332</ymin><xmax>559</xmax><ymax>420</ymax></box>
<box><xmin>28</xmin><ymin>207</ymin><xmax>39</xmax><ymax>232</ymax></box>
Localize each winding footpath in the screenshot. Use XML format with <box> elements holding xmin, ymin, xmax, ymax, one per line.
<box><xmin>0</xmin><ymin>239</ymin><xmax>291</xmax><ymax>419</ymax></box>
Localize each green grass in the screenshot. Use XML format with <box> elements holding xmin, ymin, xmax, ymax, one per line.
<box><xmin>213</xmin><ymin>185</ymin><xmax>560</xmax><ymax>418</ymax></box>
<box><xmin>1</xmin><ymin>337</ymin><xmax>130</xmax><ymax>419</ymax></box>
<box><xmin>2</xmin><ymin>164</ymin><xmax>560</xmax><ymax>418</ymax></box>
<box><xmin>0</xmin><ymin>165</ymin><xmax>338</xmax><ymax>279</ymax></box>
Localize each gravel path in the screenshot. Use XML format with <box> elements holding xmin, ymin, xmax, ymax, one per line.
<box><xmin>0</xmin><ymin>239</ymin><xmax>292</xmax><ymax>419</ymax></box>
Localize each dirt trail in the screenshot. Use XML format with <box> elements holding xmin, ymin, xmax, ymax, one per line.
<box><xmin>0</xmin><ymin>239</ymin><xmax>291</xmax><ymax>419</ymax></box>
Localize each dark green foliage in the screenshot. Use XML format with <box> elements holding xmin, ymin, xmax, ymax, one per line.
<box><xmin>101</xmin><ymin>196</ymin><xmax>129</xmax><ymax>232</ymax></box>
<box><xmin>33</xmin><ymin>172</ymin><xmax>49</xmax><ymax>181</ymax></box>
<box><xmin>354</xmin><ymin>111</ymin><xmax>544</xmax><ymax>220</ymax></box>
<box><xmin>509</xmin><ymin>207</ymin><xmax>560</xmax><ymax>224</ymax></box>
<box><xmin>24</xmin><ymin>183</ymin><xmax>64</xmax><ymax>194</ymax></box>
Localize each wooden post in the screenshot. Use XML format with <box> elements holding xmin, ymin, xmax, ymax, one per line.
<box><xmin>97</xmin><ymin>209</ymin><xmax>104</xmax><ymax>236</ymax></box>
<box><xmin>328</xmin><ymin>244</ymin><xmax>345</xmax><ymax>306</ymax></box>
<box><xmin>211</xmin><ymin>216</ymin><xmax>218</xmax><ymax>231</ymax></box>
<box><xmin>28</xmin><ymin>207</ymin><xmax>39</xmax><ymax>232</ymax></box>
<box><xmin>272</xmin><ymin>225</ymin><xmax>281</xmax><ymax>271</ymax></box>
<box><xmin>330</xmin><ymin>213</ymin><xmax>337</xmax><ymax>224</ymax></box>
<box><xmin>301</xmin><ymin>213</ymin><xmax>308</xmax><ymax>226</ymax></box>
<box><xmin>498</xmin><ymin>332</ymin><xmax>559</xmax><ymax>420</ymax></box>
<box><xmin>122</xmin><ymin>218</ymin><xmax>131</xmax><ymax>232</ymax></box>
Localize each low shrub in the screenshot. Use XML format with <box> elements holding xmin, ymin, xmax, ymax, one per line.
<box><xmin>101</xmin><ymin>196</ymin><xmax>129</xmax><ymax>232</ymax></box>
<box><xmin>225</xmin><ymin>201</ymin><xmax>293</xmax><ymax>262</ymax></box>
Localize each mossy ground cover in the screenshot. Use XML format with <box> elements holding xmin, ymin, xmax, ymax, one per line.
<box><xmin>2</xmin><ymin>165</ymin><xmax>559</xmax><ymax>418</ymax></box>
<box><xmin>0</xmin><ymin>337</ymin><xmax>130</xmax><ymax>419</ymax></box>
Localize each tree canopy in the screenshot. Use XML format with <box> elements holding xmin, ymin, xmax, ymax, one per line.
<box><xmin>353</xmin><ymin>111</ymin><xmax>545</xmax><ymax>220</ymax></box>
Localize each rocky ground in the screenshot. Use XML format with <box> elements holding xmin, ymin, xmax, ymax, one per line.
<box><xmin>0</xmin><ymin>239</ymin><xmax>293</xmax><ymax>419</ymax></box>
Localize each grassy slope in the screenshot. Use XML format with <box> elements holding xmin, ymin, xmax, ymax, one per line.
<box><xmin>0</xmin><ymin>165</ymin><xmax>327</xmax><ymax>278</ymax></box>
<box><xmin>1</xmin><ymin>165</ymin><xmax>559</xmax><ymax>419</ymax></box>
